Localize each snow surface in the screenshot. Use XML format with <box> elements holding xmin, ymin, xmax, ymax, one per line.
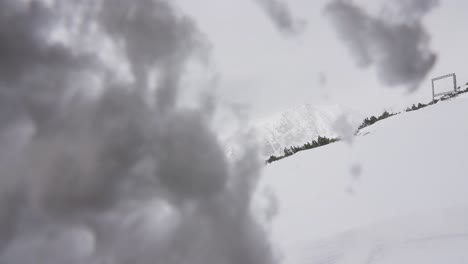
<box><xmin>258</xmin><ymin>94</ymin><xmax>468</xmax><ymax>264</ymax></box>
<box><xmin>255</xmin><ymin>104</ymin><xmax>362</xmax><ymax>157</ymax></box>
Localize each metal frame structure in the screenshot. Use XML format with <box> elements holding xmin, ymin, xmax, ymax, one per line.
<box><xmin>432</xmin><ymin>73</ymin><xmax>457</xmax><ymax>102</ymax></box>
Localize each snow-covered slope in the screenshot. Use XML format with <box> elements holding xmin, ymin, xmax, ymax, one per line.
<box><xmin>258</xmin><ymin>94</ymin><xmax>468</xmax><ymax>264</ymax></box>
<box><xmin>255</xmin><ymin>104</ymin><xmax>362</xmax><ymax>157</ymax></box>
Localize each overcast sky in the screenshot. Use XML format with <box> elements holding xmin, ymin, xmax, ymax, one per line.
<box><xmin>176</xmin><ymin>0</ymin><xmax>468</xmax><ymax>120</ymax></box>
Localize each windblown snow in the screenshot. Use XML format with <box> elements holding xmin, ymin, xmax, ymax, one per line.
<box><xmin>255</xmin><ymin>104</ymin><xmax>362</xmax><ymax>157</ymax></box>
<box><xmin>258</xmin><ymin>94</ymin><xmax>468</xmax><ymax>264</ymax></box>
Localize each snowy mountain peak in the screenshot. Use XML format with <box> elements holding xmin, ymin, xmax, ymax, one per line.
<box><xmin>255</xmin><ymin>104</ymin><xmax>362</xmax><ymax>157</ymax></box>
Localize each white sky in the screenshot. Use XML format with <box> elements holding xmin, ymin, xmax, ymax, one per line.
<box><xmin>176</xmin><ymin>0</ymin><xmax>468</xmax><ymax>119</ymax></box>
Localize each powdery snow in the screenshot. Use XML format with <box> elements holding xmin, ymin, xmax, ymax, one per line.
<box><xmin>255</xmin><ymin>104</ymin><xmax>362</xmax><ymax>157</ymax></box>
<box><xmin>258</xmin><ymin>94</ymin><xmax>468</xmax><ymax>264</ymax></box>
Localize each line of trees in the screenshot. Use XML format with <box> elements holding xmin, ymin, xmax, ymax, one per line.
<box><xmin>266</xmin><ymin>136</ymin><xmax>339</xmax><ymax>164</ymax></box>
<box><xmin>358</xmin><ymin>110</ymin><xmax>396</xmax><ymax>130</ymax></box>
<box><xmin>405</xmin><ymin>102</ymin><xmax>430</xmax><ymax>112</ymax></box>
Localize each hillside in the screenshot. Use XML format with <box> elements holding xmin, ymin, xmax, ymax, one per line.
<box><xmin>258</xmin><ymin>94</ymin><xmax>468</xmax><ymax>264</ymax></box>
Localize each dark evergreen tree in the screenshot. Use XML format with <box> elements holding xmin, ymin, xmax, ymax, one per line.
<box><xmin>380</xmin><ymin>111</ymin><xmax>390</xmax><ymax>119</ymax></box>
<box><xmin>266</xmin><ymin>155</ymin><xmax>279</xmax><ymax>164</ymax></box>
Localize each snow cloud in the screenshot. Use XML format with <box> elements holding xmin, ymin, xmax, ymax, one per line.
<box><xmin>0</xmin><ymin>0</ymin><xmax>275</xmax><ymax>263</ymax></box>
<box><xmin>254</xmin><ymin>0</ymin><xmax>305</xmax><ymax>35</ymax></box>
<box><xmin>324</xmin><ymin>0</ymin><xmax>438</xmax><ymax>90</ymax></box>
